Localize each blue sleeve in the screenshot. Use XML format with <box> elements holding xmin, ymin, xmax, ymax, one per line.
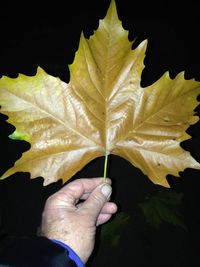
<box><xmin>52</xmin><ymin>239</ymin><xmax>85</xmax><ymax>267</ymax></box>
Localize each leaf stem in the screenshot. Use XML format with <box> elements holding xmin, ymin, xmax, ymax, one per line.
<box><xmin>103</xmin><ymin>154</ymin><xmax>109</xmax><ymax>183</ymax></box>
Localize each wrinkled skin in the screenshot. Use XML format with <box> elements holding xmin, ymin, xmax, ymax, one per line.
<box><xmin>41</xmin><ymin>177</ymin><xmax>117</xmax><ymax>263</ymax></box>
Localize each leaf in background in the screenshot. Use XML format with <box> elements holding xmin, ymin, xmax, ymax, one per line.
<box><xmin>0</xmin><ymin>0</ymin><xmax>200</xmax><ymax>186</ymax></box>
<box><xmin>100</xmin><ymin>211</ymin><xmax>131</xmax><ymax>247</ymax></box>
<box><xmin>139</xmin><ymin>189</ymin><xmax>187</xmax><ymax>230</ymax></box>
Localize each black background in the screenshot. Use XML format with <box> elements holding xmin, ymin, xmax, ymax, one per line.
<box><xmin>0</xmin><ymin>1</ymin><xmax>200</xmax><ymax>266</ymax></box>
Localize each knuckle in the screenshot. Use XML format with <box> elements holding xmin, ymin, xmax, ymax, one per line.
<box><xmin>91</xmin><ymin>192</ymin><xmax>105</xmax><ymax>206</ymax></box>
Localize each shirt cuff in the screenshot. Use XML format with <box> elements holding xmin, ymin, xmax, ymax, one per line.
<box><xmin>51</xmin><ymin>239</ymin><xmax>85</xmax><ymax>267</ymax></box>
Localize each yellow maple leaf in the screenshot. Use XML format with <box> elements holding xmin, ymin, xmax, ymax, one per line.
<box><xmin>0</xmin><ymin>0</ymin><xmax>200</xmax><ymax>187</ymax></box>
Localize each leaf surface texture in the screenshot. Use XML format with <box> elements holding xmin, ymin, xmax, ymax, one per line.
<box><xmin>0</xmin><ymin>1</ymin><xmax>200</xmax><ymax>186</ymax></box>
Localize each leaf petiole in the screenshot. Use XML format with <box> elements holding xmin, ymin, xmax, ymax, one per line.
<box><xmin>103</xmin><ymin>154</ymin><xmax>109</xmax><ymax>183</ymax></box>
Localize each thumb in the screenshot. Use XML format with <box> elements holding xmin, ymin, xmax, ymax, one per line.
<box><xmin>81</xmin><ymin>183</ymin><xmax>112</xmax><ymax>218</ymax></box>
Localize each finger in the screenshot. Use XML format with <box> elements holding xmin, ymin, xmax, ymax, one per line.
<box><xmin>97</xmin><ymin>202</ymin><xmax>117</xmax><ymax>214</ymax></box>
<box><xmin>96</xmin><ymin>213</ymin><xmax>113</xmax><ymax>226</ymax></box>
<box><xmin>96</xmin><ymin>203</ymin><xmax>117</xmax><ymax>225</ymax></box>
<box><xmin>80</xmin><ymin>183</ymin><xmax>112</xmax><ymax>220</ymax></box>
<box><xmin>77</xmin><ymin>201</ymin><xmax>117</xmax><ymax>214</ymax></box>
<box><xmin>50</xmin><ymin>178</ymin><xmax>111</xmax><ymax>206</ymax></box>
<box><xmin>79</xmin><ymin>188</ymin><xmax>112</xmax><ymax>202</ymax></box>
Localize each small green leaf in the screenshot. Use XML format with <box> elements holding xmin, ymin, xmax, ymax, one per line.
<box><xmin>100</xmin><ymin>211</ymin><xmax>131</xmax><ymax>247</ymax></box>
<box><xmin>139</xmin><ymin>188</ymin><xmax>187</xmax><ymax>230</ymax></box>
<box><xmin>9</xmin><ymin>130</ymin><xmax>29</xmax><ymax>141</ymax></box>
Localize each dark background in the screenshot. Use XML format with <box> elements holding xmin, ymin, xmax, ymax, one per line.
<box><xmin>0</xmin><ymin>1</ymin><xmax>200</xmax><ymax>266</ymax></box>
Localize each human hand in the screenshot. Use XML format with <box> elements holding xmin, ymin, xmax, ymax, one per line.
<box><xmin>40</xmin><ymin>178</ymin><xmax>117</xmax><ymax>263</ymax></box>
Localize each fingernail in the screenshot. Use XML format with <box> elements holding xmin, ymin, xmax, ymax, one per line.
<box><xmin>101</xmin><ymin>184</ymin><xmax>112</xmax><ymax>198</ymax></box>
